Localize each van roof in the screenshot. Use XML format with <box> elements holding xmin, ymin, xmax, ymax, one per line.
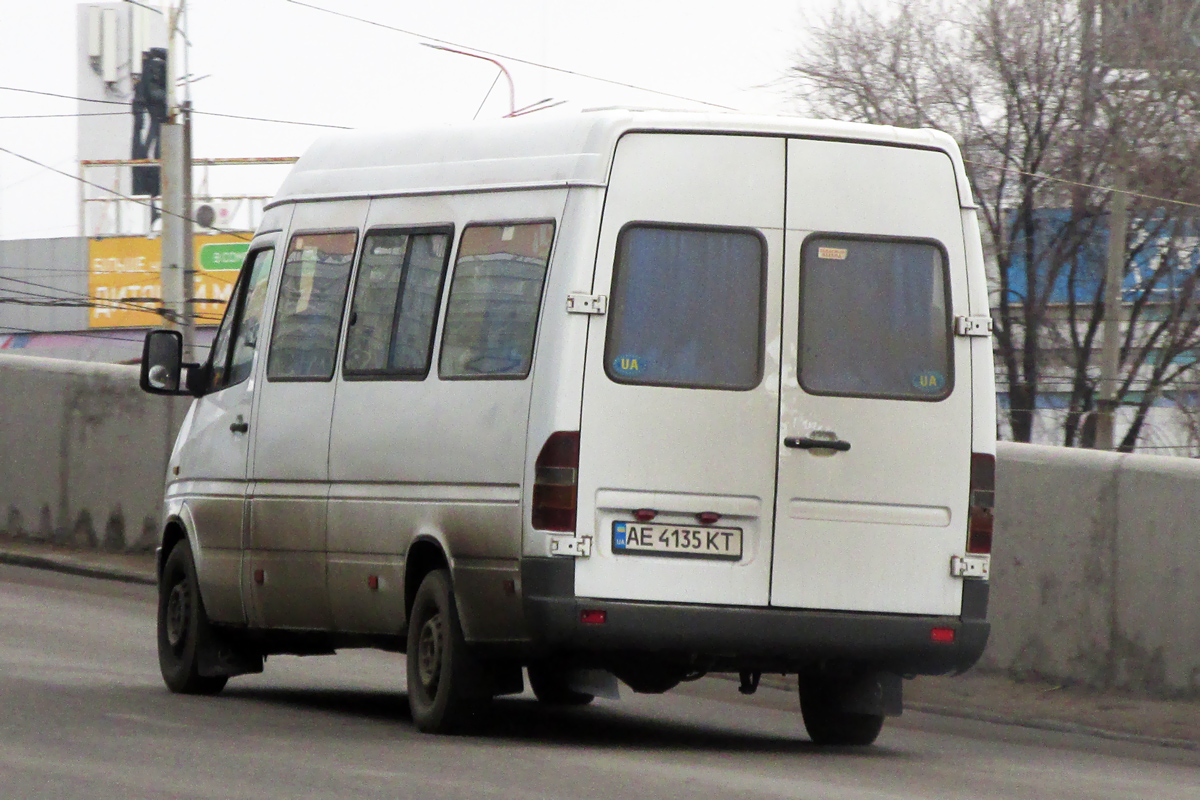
<box><xmin>269</xmin><ymin>109</ymin><xmax>976</xmax><ymax>209</ymax></box>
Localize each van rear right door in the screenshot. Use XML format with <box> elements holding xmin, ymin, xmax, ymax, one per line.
<box><xmin>770</xmin><ymin>138</ymin><xmax>972</xmax><ymax>616</ymax></box>
<box><xmin>573</xmin><ymin>132</ymin><xmax>784</xmax><ymax>607</ymax></box>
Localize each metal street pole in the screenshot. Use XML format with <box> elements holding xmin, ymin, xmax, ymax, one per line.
<box><xmin>159</xmin><ymin>1</ymin><xmax>194</xmax><ymax>359</ymax></box>
<box><xmin>1095</xmin><ymin>173</ymin><xmax>1129</xmax><ymax>450</ymax></box>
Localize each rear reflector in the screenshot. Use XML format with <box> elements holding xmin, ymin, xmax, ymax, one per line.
<box><xmin>581</xmin><ymin>609</ymin><xmax>606</xmax><ymax>625</ymax></box>
<box><xmin>532</xmin><ymin>431</ymin><xmax>580</xmax><ymax>532</ymax></box>
<box><xmin>633</xmin><ymin>508</ymin><xmax>657</xmax><ymax>522</ymax></box>
<box><xmin>967</xmin><ymin>453</ymin><xmax>995</xmax><ymax>555</ymax></box>
<box><xmin>931</xmin><ymin>627</ymin><xmax>956</xmax><ymax>643</ymax></box>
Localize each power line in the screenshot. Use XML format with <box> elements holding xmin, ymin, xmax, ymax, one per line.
<box><xmin>0</xmin><ymin>275</ymin><xmax>194</xmax><ymax>320</ymax></box>
<box><xmin>964</xmin><ymin>158</ymin><xmax>1200</xmax><ymax>212</ymax></box>
<box><xmin>0</xmin><ymin>275</ymin><xmax>227</xmax><ymax>323</ymax></box>
<box><xmin>0</xmin><ymin>325</ymin><xmax>215</xmax><ymax>351</ymax></box>
<box><xmin>0</xmin><ymin>143</ymin><xmax>250</xmax><ymax>262</ymax></box>
<box><xmin>0</xmin><ymin>112</ymin><xmax>128</xmax><ymax>120</ymax></box>
<box><xmin>0</xmin><ymin>85</ymin><xmax>349</xmax><ymax>129</ymax></box>
<box><xmin>0</xmin><ymin>85</ymin><xmax>130</xmax><ymax>106</ymax></box>
<box><xmin>283</xmin><ymin>0</ymin><xmax>737</xmax><ymax>112</ymax></box>
<box><xmin>192</xmin><ymin>109</ymin><xmax>350</xmax><ymax>129</ymax></box>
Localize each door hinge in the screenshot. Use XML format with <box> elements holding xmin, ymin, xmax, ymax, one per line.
<box><xmin>950</xmin><ymin>554</ymin><xmax>990</xmax><ymax>580</ymax></box>
<box><xmin>549</xmin><ymin>535</ymin><xmax>593</xmax><ymax>557</ymax></box>
<box><xmin>566</xmin><ymin>293</ymin><xmax>607</xmax><ymax>315</ymax></box>
<box><xmin>954</xmin><ymin>315</ymin><xmax>993</xmax><ymax>337</ymax></box>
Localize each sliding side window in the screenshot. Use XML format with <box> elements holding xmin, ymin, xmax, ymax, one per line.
<box><xmin>798</xmin><ymin>235</ymin><xmax>952</xmax><ymax>400</ymax></box>
<box><xmin>266</xmin><ymin>231</ymin><xmax>356</xmax><ymax>381</ymax></box>
<box><xmin>343</xmin><ymin>228</ymin><xmax>452</xmax><ymax>379</ymax></box>
<box><xmin>605</xmin><ymin>224</ymin><xmax>765</xmax><ymax>390</ymax></box>
<box><xmin>439</xmin><ymin>222</ymin><xmax>554</xmax><ymax>379</ymax></box>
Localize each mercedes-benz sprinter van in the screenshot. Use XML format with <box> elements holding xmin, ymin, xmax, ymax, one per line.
<box><xmin>141</xmin><ymin>109</ymin><xmax>996</xmax><ymax>745</ymax></box>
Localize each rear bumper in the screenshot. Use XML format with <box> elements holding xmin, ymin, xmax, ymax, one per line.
<box><xmin>521</xmin><ymin>559</ymin><xmax>988</xmax><ymax>675</ymax></box>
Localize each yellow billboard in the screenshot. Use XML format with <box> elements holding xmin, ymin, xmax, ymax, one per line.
<box><xmin>88</xmin><ymin>234</ymin><xmax>250</xmax><ymax>328</ymax></box>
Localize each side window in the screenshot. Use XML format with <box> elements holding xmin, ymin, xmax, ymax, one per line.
<box><xmin>266</xmin><ymin>231</ymin><xmax>356</xmax><ymax>381</ymax></box>
<box><xmin>206</xmin><ymin>283</ymin><xmax>238</xmax><ymax>392</ymax></box>
<box><xmin>227</xmin><ymin>248</ymin><xmax>274</xmax><ymax>387</ymax></box>
<box><xmin>604</xmin><ymin>224</ymin><xmax>765</xmax><ymax>390</ymax></box>
<box><xmin>343</xmin><ymin>228</ymin><xmax>452</xmax><ymax>378</ymax></box>
<box><xmin>439</xmin><ymin>222</ymin><xmax>554</xmax><ymax>379</ymax></box>
<box><xmin>206</xmin><ymin>247</ymin><xmax>273</xmax><ymax>392</ymax></box>
<box><xmin>798</xmin><ymin>236</ymin><xmax>952</xmax><ymax>400</ymax></box>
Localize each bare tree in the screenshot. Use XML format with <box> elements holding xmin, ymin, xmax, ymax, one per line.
<box><xmin>790</xmin><ymin>0</ymin><xmax>1200</xmax><ymax>451</ymax></box>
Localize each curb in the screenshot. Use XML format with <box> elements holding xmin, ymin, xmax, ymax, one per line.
<box><xmin>718</xmin><ymin>674</ymin><xmax>1197</xmax><ymax>752</ymax></box>
<box><xmin>0</xmin><ymin>550</ymin><xmax>156</xmax><ymax>586</ymax></box>
<box><xmin>905</xmin><ymin>702</ymin><xmax>1198</xmax><ymax>751</ymax></box>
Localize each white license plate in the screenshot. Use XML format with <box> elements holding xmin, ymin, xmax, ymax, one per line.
<box><xmin>612</xmin><ymin>522</ymin><xmax>742</xmax><ymax>560</ymax></box>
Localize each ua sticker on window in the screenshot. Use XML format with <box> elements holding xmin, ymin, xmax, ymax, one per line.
<box><xmin>912</xmin><ymin>370</ymin><xmax>946</xmax><ymax>392</ymax></box>
<box><xmin>612</xmin><ymin>355</ymin><xmax>647</xmax><ymax>376</ymax></box>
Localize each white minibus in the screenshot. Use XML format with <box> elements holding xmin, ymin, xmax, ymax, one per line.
<box><xmin>141</xmin><ymin>109</ymin><xmax>996</xmax><ymax>745</ymax></box>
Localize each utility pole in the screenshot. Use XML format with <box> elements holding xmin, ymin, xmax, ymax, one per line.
<box><xmin>1095</xmin><ymin>173</ymin><xmax>1129</xmax><ymax>450</ymax></box>
<box><xmin>159</xmin><ymin>1</ymin><xmax>194</xmax><ymax>360</ymax></box>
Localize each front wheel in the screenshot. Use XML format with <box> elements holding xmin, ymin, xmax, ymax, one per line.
<box><xmin>798</xmin><ymin>678</ymin><xmax>884</xmax><ymax>746</ymax></box>
<box><xmin>157</xmin><ymin>541</ymin><xmax>227</xmax><ymax>695</ymax></box>
<box><xmin>405</xmin><ymin>569</ymin><xmax>489</xmax><ymax>733</ymax></box>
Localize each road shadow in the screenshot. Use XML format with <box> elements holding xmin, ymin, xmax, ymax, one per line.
<box><xmin>222</xmin><ymin>685</ymin><xmax>413</xmax><ymax>725</ymax></box>
<box><xmin>219</xmin><ymin>685</ymin><xmax>907</xmax><ymax>759</ymax></box>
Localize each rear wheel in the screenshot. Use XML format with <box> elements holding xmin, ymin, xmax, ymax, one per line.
<box><xmin>157</xmin><ymin>540</ymin><xmax>227</xmax><ymax>695</ymax></box>
<box><xmin>405</xmin><ymin>569</ymin><xmax>489</xmax><ymax>733</ymax></box>
<box><xmin>798</xmin><ymin>677</ymin><xmax>884</xmax><ymax>746</ymax></box>
<box><xmin>527</xmin><ymin>662</ymin><xmax>594</xmax><ymax>706</ymax></box>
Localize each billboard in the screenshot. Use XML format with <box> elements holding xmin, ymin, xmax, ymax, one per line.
<box><xmin>88</xmin><ymin>234</ymin><xmax>249</xmax><ymax>328</ymax></box>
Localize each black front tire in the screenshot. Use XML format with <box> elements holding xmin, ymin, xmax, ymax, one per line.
<box><xmin>798</xmin><ymin>678</ymin><xmax>884</xmax><ymax>746</ymax></box>
<box><xmin>527</xmin><ymin>663</ymin><xmax>595</xmax><ymax>706</ymax></box>
<box><xmin>157</xmin><ymin>541</ymin><xmax>227</xmax><ymax>695</ymax></box>
<box><xmin>405</xmin><ymin>569</ymin><xmax>489</xmax><ymax>733</ymax></box>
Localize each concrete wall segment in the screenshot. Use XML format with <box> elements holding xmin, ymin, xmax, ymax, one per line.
<box><xmin>986</xmin><ymin>441</ymin><xmax>1200</xmax><ymax>698</ymax></box>
<box><xmin>0</xmin><ymin>352</ymin><xmax>186</xmax><ymax>551</ymax></box>
<box><xmin>1</xmin><ymin>355</ymin><xmax>1198</xmax><ymax>698</ymax></box>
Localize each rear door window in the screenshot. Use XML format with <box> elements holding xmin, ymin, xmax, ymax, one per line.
<box><xmin>267</xmin><ymin>231</ymin><xmax>356</xmax><ymax>381</ymax></box>
<box><xmin>439</xmin><ymin>222</ymin><xmax>554</xmax><ymax>379</ymax></box>
<box><xmin>798</xmin><ymin>235</ymin><xmax>951</xmax><ymax>400</ymax></box>
<box><xmin>604</xmin><ymin>224</ymin><xmax>765</xmax><ymax>390</ymax></box>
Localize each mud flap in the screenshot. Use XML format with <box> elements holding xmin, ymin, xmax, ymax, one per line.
<box><xmin>196</xmin><ymin>624</ymin><xmax>264</xmax><ymax>678</ymax></box>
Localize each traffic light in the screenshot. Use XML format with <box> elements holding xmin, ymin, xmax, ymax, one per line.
<box><xmin>131</xmin><ymin>47</ymin><xmax>168</xmax><ymax>197</ymax></box>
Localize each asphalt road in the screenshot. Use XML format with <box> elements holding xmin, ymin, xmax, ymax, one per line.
<box><xmin>2</xmin><ymin>563</ymin><xmax>1198</xmax><ymax>800</ymax></box>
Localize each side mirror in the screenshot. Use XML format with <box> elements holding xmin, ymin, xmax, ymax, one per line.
<box><xmin>140</xmin><ymin>330</ymin><xmax>200</xmax><ymax>396</ymax></box>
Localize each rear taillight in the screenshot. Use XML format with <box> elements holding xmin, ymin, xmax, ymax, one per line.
<box><xmin>532</xmin><ymin>431</ymin><xmax>580</xmax><ymax>532</ymax></box>
<box><xmin>967</xmin><ymin>452</ymin><xmax>995</xmax><ymax>554</ymax></box>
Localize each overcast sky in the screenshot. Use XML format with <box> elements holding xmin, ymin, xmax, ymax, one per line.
<box><xmin>0</xmin><ymin>0</ymin><xmax>850</xmax><ymax>241</ymax></box>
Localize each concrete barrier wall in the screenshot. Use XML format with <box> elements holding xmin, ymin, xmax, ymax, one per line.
<box><xmin>1</xmin><ymin>355</ymin><xmax>1197</xmax><ymax>697</ymax></box>
<box><xmin>0</xmin><ymin>353</ymin><xmax>185</xmax><ymax>550</ymax></box>
<box><xmin>985</xmin><ymin>441</ymin><xmax>1200</xmax><ymax>698</ymax></box>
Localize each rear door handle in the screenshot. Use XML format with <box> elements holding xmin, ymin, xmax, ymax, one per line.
<box><xmin>784</xmin><ymin>436</ymin><xmax>850</xmax><ymax>452</ymax></box>
<box><xmin>230</xmin><ymin>415</ymin><xmax>249</xmax><ymax>434</ymax></box>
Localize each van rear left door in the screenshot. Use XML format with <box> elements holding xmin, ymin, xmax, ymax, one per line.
<box><xmin>573</xmin><ymin>133</ymin><xmax>784</xmax><ymax>607</ymax></box>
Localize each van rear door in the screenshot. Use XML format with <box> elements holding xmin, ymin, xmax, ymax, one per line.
<box><xmin>573</xmin><ymin>133</ymin><xmax>784</xmax><ymax>607</ymax></box>
<box><xmin>771</xmin><ymin>139</ymin><xmax>972</xmax><ymax>615</ymax></box>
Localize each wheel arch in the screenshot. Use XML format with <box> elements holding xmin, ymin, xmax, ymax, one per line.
<box><xmin>404</xmin><ymin>535</ymin><xmax>452</xmax><ymax>621</ymax></box>
<box><xmin>157</xmin><ymin>512</ymin><xmax>193</xmax><ymax>582</ymax></box>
